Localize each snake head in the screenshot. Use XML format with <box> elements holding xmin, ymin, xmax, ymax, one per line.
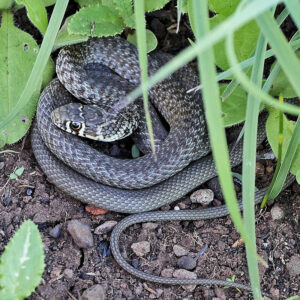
<box><xmin>51</xmin><ymin>103</ymin><xmax>139</xmax><ymax>142</ymax></box>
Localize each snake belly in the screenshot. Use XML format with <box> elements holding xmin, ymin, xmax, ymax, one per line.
<box><xmin>31</xmin><ymin>36</ymin><xmax>295</xmax><ymax>291</ymax></box>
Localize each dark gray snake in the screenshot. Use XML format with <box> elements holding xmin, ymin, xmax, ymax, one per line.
<box><xmin>31</xmin><ymin>36</ymin><xmax>295</xmax><ymax>292</ymax></box>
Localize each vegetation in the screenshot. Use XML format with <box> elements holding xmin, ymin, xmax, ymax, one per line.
<box><xmin>0</xmin><ymin>0</ymin><xmax>300</xmax><ymax>299</ymax></box>
<box><xmin>0</xmin><ymin>220</ymin><xmax>44</xmax><ymax>300</ymax></box>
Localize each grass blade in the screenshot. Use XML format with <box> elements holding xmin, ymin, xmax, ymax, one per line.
<box><xmin>133</xmin><ymin>0</ymin><xmax>155</xmax><ymax>154</ymax></box>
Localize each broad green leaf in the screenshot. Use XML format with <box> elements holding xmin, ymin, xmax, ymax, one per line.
<box><xmin>220</xmin><ymin>84</ymin><xmax>247</xmax><ymax>126</ymax></box>
<box><xmin>270</xmin><ymin>52</ymin><xmax>300</xmax><ymax>98</ymax></box>
<box><xmin>68</xmin><ymin>5</ymin><xmax>124</xmax><ymax>37</ymax></box>
<box><xmin>15</xmin><ymin>167</ymin><xmax>25</xmax><ymax>177</ymax></box>
<box><xmin>208</xmin><ymin>0</ymin><xmax>240</xmax><ymax>16</ymax></box>
<box><xmin>42</xmin><ymin>0</ymin><xmax>56</xmax><ymax>6</ymax></box>
<box><xmin>0</xmin><ymin>290</ymin><xmax>15</xmax><ymax>300</ymax></box>
<box><xmin>102</xmin><ymin>0</ymin><xmax>135</xmax><ymax>28</ymax></box>
<box><xmin>53</xmin><ymin>17</ymin><xmax>89</xmax><ymax>51</ymax></box>
<box><xmin>0</xmin><ymin>11</ymin><xmax>53</xmax><ymax>148</ymax></box>
<box><xmin>127</xmin><ymin>29</ymin><xmax>158</xmax><ymax>53</ymax></box>
<box><xmin>131</xmin><ymin>144</ymin><xmax>140</xmax><ymax>158</ymax></box>
<box><xmin>144</xmin><ymin>0</ymin><xmax>171</xmax><ymax>12</ymax></box>
<box><xmin>266</xmin><ymin>109</ymin><xmax>300</xmax><ymax>176</ymax></box>
<box><xmin>9</xmin><ymin>173</ymin><xmax>18</xmax><ymax>180</ymax></box>
<box><xmin>204</xmin><ymin>0</ymin><xmax>259</xmax><ymax>70</ymax></box>
<box><xmin>16</xmin><ymin>0</ymin><xmax>48</xmax><ymax>35</ymax></box>
<box><xmin>0</xmin><ymin>220</ymin><xmax>45</xmax><ymax>299</ymax></box>
<box><xmin>0</xmin><ymin>0</ymin><xmax>13</xmax><ymax>9</ymax></box>
<box><xmin>75</xmin><ymin>0</ymin><xmax>99</xmax><ymax>7</ymax></box>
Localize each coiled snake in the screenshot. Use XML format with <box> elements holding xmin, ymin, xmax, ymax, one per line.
<box><xmin>31</xmin><ymin>36</ymin><xmax>295</xmax><ymax>292</ymax></box>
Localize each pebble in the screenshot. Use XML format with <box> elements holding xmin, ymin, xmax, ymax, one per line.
<box><xmin>177</xmin><ymin>256</ymin><xmax>196</xmax><ymax>270</ymax></box>
<box><xmin>161</xmin><ymin>268</ymin><xmax>174</xmax><ymax>278</ymax></box>
<box><xmin>173</xmin><ymin>245</ymin><xmax>189</xmax><ymax>257</ymax></box>
<box><xmin>173</xmin><ymin>269</ymin><xmax>197</xmax><ymax>292</ymax></box>
<box><xmin>97</xmin><ymin>241</ymin><xmax>111</xmax><ymax>258</ymax></box>
<box><xmin>190</xmin><ymin>189</ymin><xmax>214</xmax><ymax>205</ymax></box>
<box><xmin>26</xmin><ymin>188</ymin><xmax>33</xmax><ymax>196</ymax></box>
<box><xmin>94</xmin><ymin>221</ymin><xmax>117</xmax><ymax>234</ymax></box>
<box><xmin>255</xmin><ymin>162</ymin><xmax>265</xmax><ymax>175</ymax></box>
<box><xmin>132</xmin><ymin>258</ymin><xmax>139</xmax><ymax>269</ymax></box>
<box><xmin>81</xmin><ymin>284</ymin><xmax>106</xmax><ymax>300</ymax></box>
<box><xmin>3</xmin><ymin>197</ymin><xmax>12</xmax><ymax>206</ymax></box>
<box><xmin>0</xmin><ymin>162</ymin><xmax>4</xmax><ymax>170</ymax></box>
<box><xmin>63</xmin><ymin>268</ymin><xmax>74</xmax><ymax>279</ymax></box>
<box><xmin>67</xmin><ymin>220</ymin><xmax>93</xmax><ymax>248</ymax></box>
<box><xmin>286</xmin><ymin>255</ymin><xmax>300</xmax><ymax>276</ymax></box>
<box><xmin>142</xmin><ymin>222</ymin><xmax>158</xmax><ymax>230</ymax></box>
<box><xmin>49</xmin><ymin>224</ymin><xmax>62</xmax><ymax>238</ymax></box>
<box><xmin>266</xmin><ymin>166</ymin><xmax>274</xmax><ymax>174</ymax></box>
<box><xmin>131</xmin><ymin>241</ymin><xmax>150</xmax><ymax>257</ymax></box>
<box><xmin>270</xmin><ymin>205</ymin><xmax>285</xmax><ymax>220</ymax></box>
<box><xmin>206</xmin><ymin>177</ymin><xmax>224</xmax><ymax>201</ymax></box>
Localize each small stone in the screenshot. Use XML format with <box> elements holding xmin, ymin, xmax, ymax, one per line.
<box><xmin>142</xmin><ymin>222</ymin><xmax>158</xmax><ymax>230</ymax></box>
<box><xmin>0</xmin><ymin>162</ymin><xmax>4</xmax><ymax>170</ymax></box>
<box><xmin>270</xmin><ymin>287</ymin><xmax>280</xmax><ymax>298</ymax></box>
<box><xmin>177</xmin><ymin>256</ymin><xmax>196</xmax><ymax>270</ymax></box>
<box><xmin>63</xmin><ymin>268</ymin><xmax>74</xmax><ymax>279</ymax></box>
<box><xmin>173</xmin><ymin>245</ymin><xmax>189</xmax><ymax>257</ymax></box>
<box><xmin>94</xmin><ymin>221</ymin><xmax>117</xmax><ymax>234</ymax></box>
<box><xmin>161</xmin><ymin>268</ymin><xmax>174</xmax><ymax>278</ymax></box>
<box><xmin>3</xmin><ymin>197</ymin><xmax>12</xmax><ymax>206</ymax></box>
<box><xmin>178</xmin><ymin>202</ymin><xmax>186</xmax><ymax>209</ymax></box>
<box><xmin>174</xmin><ymin>206</ymin><xmax>180</xmax><ymax>210</ymax></box>
<box><xmin>26</xmin><ymin>188</ymin><xmax>33</xmax><ymax>196</ymax></box>
<box><xmin>190</xmin><ymin>189</ymin><xmax>214</xmax><ymax>205</ymax></box>
<box><xmin>255</xmin><ymin>162</ymin><xmax>265</xmax><ymax>175</ymax></box>
<box><xmin>132</xmin><ymin>258</ymin><xmax>139</xmax><ymax>269</ymax></box>
<box><xmin>131</xmin><ymin>241</ymin><xmax>150</xmax><ymax>257</ymax></box>
<box><xmin>85</xmin><ymin>205</ymin><xmax>108</xmax><ymax>215</ymax></box>
<box><xmin>286</xmin><ymin>255</ymin><xmax>300</xmax><ymax>276</ymax></box>
<box><xmin>82</xmin><ymin>284</ymin><xmax>106</xmax><ymax>300</ymax></box>
<box><xmin>156</xmin><ymin>289</ymin><xmax>163</xmax><ymax>298</ymax></box>
<box><xmin>49</xmin><ymin>224</ymin><xmax>62</xmax><ymax>238</ymax></box>
<box><xmin>50</xmin><ymin>267</ymin><xmax>61</xmax><ymax>279</ymax></box>
<box><xmin>173</xmin><ymin>269</ymin><xmax>197</xmax><ymax>291</ymax></box>
<box><xmin>270</xmin><ymin>205</ymin><xmax>285</xmax><ymax>220</ymax></box>
<box><xmin>67</xmin><ymin>220</ymin><xmax>93</xmax><ymax>248</ymax></box>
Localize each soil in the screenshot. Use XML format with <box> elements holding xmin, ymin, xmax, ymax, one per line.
<box><xmin>1</xmin><ymin>2</ymin><xmax>300</xmax><ymax>300</ymax></box>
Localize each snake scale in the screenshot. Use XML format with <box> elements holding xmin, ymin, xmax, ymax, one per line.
<box><xmin>31</xmin><ymin>36</ymin><xmax>295</xmax><ymax>292</ymax></box>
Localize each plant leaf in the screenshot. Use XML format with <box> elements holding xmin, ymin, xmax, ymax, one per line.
<box><xmin>220</xmin><ymin>83</ymin><xmax>247</xmax><ymax>126</ymax></box>
<box><xmin>102</xmin><ymin>0</ymin><xmax>135</xmax><ymax>28</ymax></box>
<box><xmin>266</xmin><ymin>109</ymin><xmax>300</xmax><ymax>176</ymax></box>
<box><xmin>15</xmin><ymin>167</ymin><xmax>25</xmax><ymax>177</ymax></box>
<box><xmin>16</xmin><ymin>0</ymin><xmax>48</xmax><ymax>35</ymax></box>
<box><xmin>270</xmin><ymin>52</ymin><xmax>300</xmax><ymax>98</ymax></box>
<box><xmin>127</xmin><ymin>29</ymin><xmax>158</xmax><ymax>53</ymax></box>
<box><xmin>68</xmin><ymin>5</ymin><xmax>124</xmax><ymax>37</ymax></box>
<box><xmin>0</xmin><ymin>11</ymin><xmax>53</xmax><ymax>148</ymax></box>
<box><xmin>0</xmin><ymin>220</ymin><xmax>45</xmax><ymax>300</ymax></box>
<box><xmin>53</xmin><ymin>16</ymin><xmax>89</xmax><ymax>51</ymax></box>
<box><xmin>206</xmin><ymin>0</ymin><xmax>259</xmax><ymax>70</ymax></box>
<box><xmin>144</xmin><ymin>0</ymin><xmax>170</xmax><ymax>12</ymax></box>
<box><xmin>9</xmin><ymin>173</ymin><xmax>18</xmax><ymax>180</ymax></box>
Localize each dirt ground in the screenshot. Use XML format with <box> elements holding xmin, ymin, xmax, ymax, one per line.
<box><xmin>1</xmin><ymin>2</ymin><xmax>300</xmax><ymax>300</ymax></box>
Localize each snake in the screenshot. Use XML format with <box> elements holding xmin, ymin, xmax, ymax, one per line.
<box><xmin>31</xmin><ymin>36</ymin><xmax>295</xmax><ymax>292</ymax></box>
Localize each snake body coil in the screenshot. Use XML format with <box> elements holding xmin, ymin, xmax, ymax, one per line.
<box><xmin>31</xmin><ymin>36</ymin><xmax>294</xmax><ymax>291</ymax></box>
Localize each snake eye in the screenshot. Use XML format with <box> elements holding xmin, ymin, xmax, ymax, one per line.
<box><xmin>70</xmin><ymin>121</ymin><xmax>82</xmax><ymax>131</ymax></box>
